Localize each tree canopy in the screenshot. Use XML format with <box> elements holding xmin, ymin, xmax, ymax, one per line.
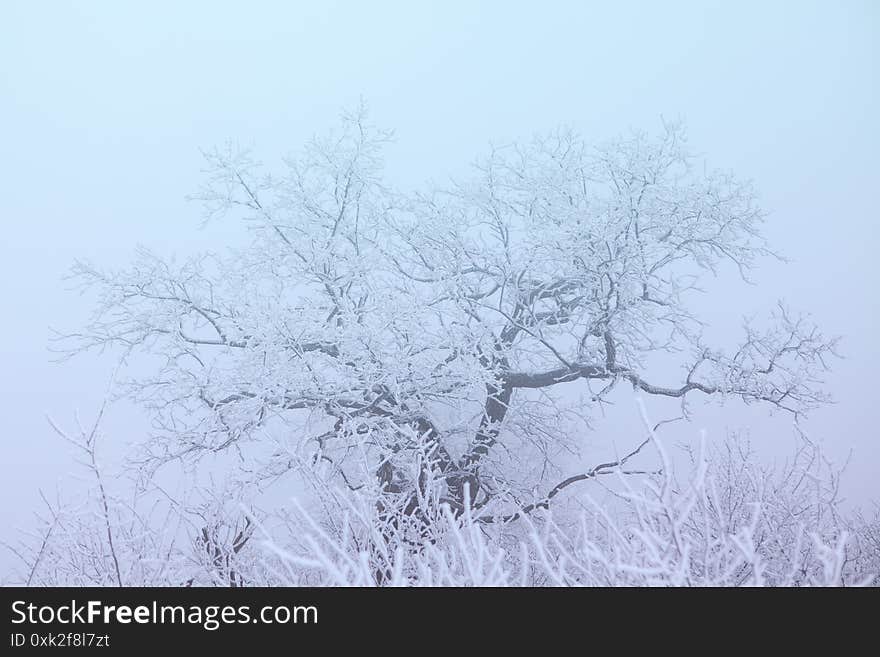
<box><xmin>66</xmin><ymin>108</ymin><xmax>838</xmax><ymax>528</ymax></box>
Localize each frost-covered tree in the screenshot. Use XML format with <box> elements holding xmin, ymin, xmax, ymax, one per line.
<box><xmin>60</xmin><ymin>108</ymin><xmax>840</xmax><ymax>565</ymax></box>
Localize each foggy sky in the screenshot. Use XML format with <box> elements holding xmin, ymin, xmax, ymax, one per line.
<box><xmin>1</xmin><ymin>0</ymin><xmax>877</xmax><ymax>578</ymax></box>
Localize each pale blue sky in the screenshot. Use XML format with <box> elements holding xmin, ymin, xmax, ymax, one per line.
<box><xmin>1</xmin><ymin>1</ymin><xmax>877</xmax><ymax>576</ymax></box>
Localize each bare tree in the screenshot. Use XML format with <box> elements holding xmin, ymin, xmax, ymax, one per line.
<box><xmin>59</xmin><ymin>107</ymin><xmax>840</xmax><ymax>568</ymax></box>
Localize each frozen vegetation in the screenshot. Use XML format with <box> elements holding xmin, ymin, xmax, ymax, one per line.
<box><xmin>10</xmin><ymin>110</ymin><xmax>878</xmax><ymax>586</ymax></box>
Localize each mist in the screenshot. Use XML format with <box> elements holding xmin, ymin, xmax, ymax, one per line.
<box><xmin>1</xmin><ymin>0</ymin><xmax>877</xmax><ymax>583</ymax></box>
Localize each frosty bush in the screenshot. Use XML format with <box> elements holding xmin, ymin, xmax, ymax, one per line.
<box><xmin>10</xmin><ymin>403</ymin><xmax>877</xmax><ymax>587</ymax></box>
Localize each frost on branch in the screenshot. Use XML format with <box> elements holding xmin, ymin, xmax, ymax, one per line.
<box><xmin>48</xmin><ymin>109</ymin><xmax>845</xmax><ymax>570</ymax></box>
<box><xmin>10</xmin><ymin>407</ymin><xmax>878</xmax><ymax>586</ymax></box>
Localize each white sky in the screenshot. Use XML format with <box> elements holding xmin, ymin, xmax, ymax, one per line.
<box><xmin>1</xmin><ymin>0</ymin><xmax>877</xmax><ymax>577</ymax></box>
